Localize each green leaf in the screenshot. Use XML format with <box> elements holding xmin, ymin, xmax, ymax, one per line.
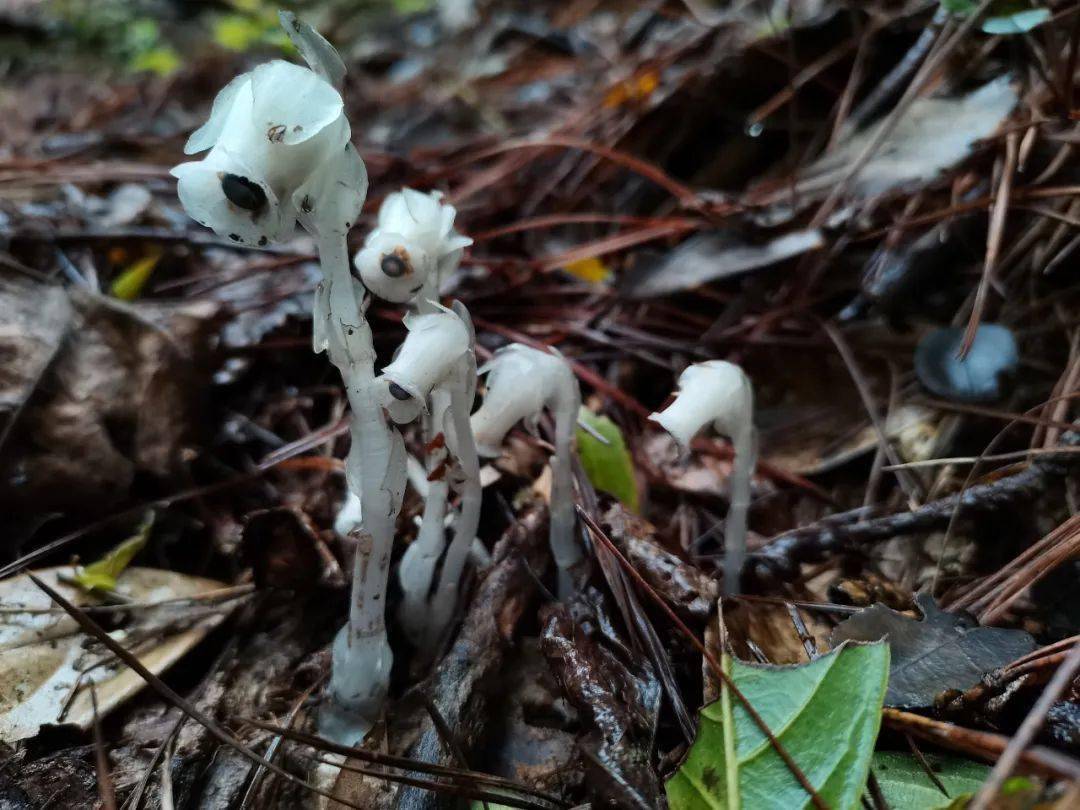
<box><xmin>73</xmin><ymin>512</ymin><xmax>154</xmax><ymax>593</ymax></box>
<box><xmin>110</xmin><ymin>250</ymin><xmax>161</xmax><ymax>300</ymax></box>
<box><xmin>982</xmin><ymin>7</ymin><xmax>1050</xmax><ymax>34</ymax></box>
<box><xmin>666</xmin><ymin>642</ymin><xmax>890</xmax><ymax>810</ymax></box>
<box><xmin>940</xmin><ymin>1</ymin><xmax>1050</xmax><ymax>35</ymax></box>
<box><xmin>213</xmin><ymin>14</ymin><xmax>273</xmax><ymax>52</ymax></box>
<box><xmin>576</xmin><ymin>406</ymin><xmax>639</xmax><ymax>511</ymax></box>
<box><xmin>873</xmin><ymin>751</ymin><xmax>989</xmax><ymax>809</ymax></box>
<box><xmin>129</xmin><ymin>46</ymin><xmax>181</xmax><ymax>76</ymax></box>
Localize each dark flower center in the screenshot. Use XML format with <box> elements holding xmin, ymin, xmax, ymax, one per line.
<box><xmin>381</xmin><ymin>254</ymin><xmax>408</xmax><ymax>278</ymax></box>
<box><xmin>222</xmin><ymin>174</ymin><xmax>267</xmax><ymax>212</ymax></box>
<box><xmin>388</xmin><ymin>382</ymin><xmax>412</xmax><ymax>401</ymax></box>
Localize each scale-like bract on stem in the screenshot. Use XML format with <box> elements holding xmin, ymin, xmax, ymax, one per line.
<box><xmin>650</xmin><ymin>360</ymin><xmax>756</xmax><ymax>595</ymax></box>
<box><xmin>471</xmin><ymin>343</ymin><xmax>583</xmax><ymax>597</ymax></box>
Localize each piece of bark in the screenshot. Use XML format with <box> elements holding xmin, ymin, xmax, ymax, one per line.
<box><xmin>540</xmin><ymin>599</ymin><xmax>663</xmax><ymax>810</ymax></box>
<box><xmin>603</xmin><ymin>505</ymin><xmax>717</xmax><ymax>619</ymax></box>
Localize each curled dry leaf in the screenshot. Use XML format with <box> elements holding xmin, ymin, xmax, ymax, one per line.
<box><xmin>0</xmin><ymin>566</ymin><xmax>229</xmax><ymax>743</ymax></box>
<box><xmin>830</xmin><ymin>593</ymin><xmax>1036</xmax><ymax>709</ymax></box>
<box><xmin>794</xmin><ymin>76</ymin><xmax>1018</xmax><ymax>199</ymax></box>
<box><xmin>0</xmin><ymin>277</ymin><xmax>218</xmax><ymax>515</ymax></box>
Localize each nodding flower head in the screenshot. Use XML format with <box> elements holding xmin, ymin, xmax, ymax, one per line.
<box><xmin>171</xmin><ymin>13</ymin><xmax>366</xmax><ymax>247</ymax></box>
<box><xmin>353</xmin><ymin>189</ymin><xmax>471</xmax><ymax>304</ymax></box>
<box><xmin>649</xmin><ymin>360</ymin><xmax>753</xmax><ymax>449</ymax></box>
<box><xmin>379</xmin><ymin>308</ymin><xmax>472</xmax><ymax>423</ymax></box>
<box><xmin>470</xmin><ymin>343</ymin><xmax>576</xmax><ymax>457</ymax></box>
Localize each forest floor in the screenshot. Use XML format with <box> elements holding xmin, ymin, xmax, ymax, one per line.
<box><xmin>2</xmin><ymin>1</ymin><xmax>1080</xmax><ymax>808</ymax></box>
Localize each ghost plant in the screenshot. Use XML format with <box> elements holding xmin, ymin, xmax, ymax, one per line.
<box><xmin>172</xmin><ymin>12</ymin><xmax>403</xmax><ymax>745</ymax></box>
<box><xmin>649</xmin><ymin>360</ymin><xmax>756</xmax><ymax>596</ymax></box>
<box><xmin>471</xmin><ymin>343</ymin><xmax>583</xmax><ymax>597</ymax></box>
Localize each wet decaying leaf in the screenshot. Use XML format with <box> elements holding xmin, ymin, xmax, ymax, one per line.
<box><xmin>831</xmin><ymin>593</ymin><xmax>1037</xmax><ymax>709</ymax></box>
<box><xmin>541</xmin><ymin>596</ymin><xmax>663</xmax><ymax>810</ymax></box>
<box><xmin>792</xmin><ymin>76</ymin><xmax>1018</xmax><ymax>199</ymax></box>
<box><xmin>0</xmin><ymin>275</ymin><xmax>218</xmax><ymax>515</ymax></box>
<box><xmin>620</xmin><ymin>229</ymin><xmax>824</xmax><ymax>298</ymax></box>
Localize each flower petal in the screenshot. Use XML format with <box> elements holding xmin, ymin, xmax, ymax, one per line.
<box><xmin>172</xmin><ymin>150</ymin><xmax>292</xmax><ymax>247</ymax></box>
<box><xmin>278</xmin><ymin>11</ymin><xmax>346</xmax><ymax>90</ymax></box>
<box><xmin>377</xmin><ymin>191</ymin><xmax>415</xmax><ymax>231</ymax></box>
<box><xmin>249</xmin><ymin>60</ymin><xmax>343</xmax><ymax>146</ymax></box>
<box><xmin>185</xmin><ymin>73</ymin><xmax>252</xmax><ymax>155</ymax></box>
<box><xmin>292</xmin><ymin>142</ymin><xmax>368</xmax><ymax>236</ymax></box>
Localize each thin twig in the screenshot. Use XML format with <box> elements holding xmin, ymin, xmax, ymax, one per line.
<box><xmin>969</xmin><ymin>642</ymin><xmax>1080</xmax><ymax>809</ymax></box>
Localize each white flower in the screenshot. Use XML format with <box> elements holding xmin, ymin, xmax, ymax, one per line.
<box><xmin>649</xmin><ymin>360</ymin><xmax>753</xmax><ymax>449</ymax></box>
<box><xmin>379</xmin><ymin>308</ymin><xmax>472</xmax><ymax>423</ymax></box>
<box><xmin>171</xmin><ymin>13</ymin><xmax>366</xmax><ymax>248</ymax></box>
<box><xmin>470</xmin><ymin>343</ymin><xmax>576</xmax><ymax>456</ymax></box>
<box><xmin>353</xmin><ymin>189</ymin><xmax>472</xmax><ymax>303</ymax></box>
<box><xmin>650</xmin><ymin>360</ymin><xmax>756</xmax><ymax>596</ymax></box>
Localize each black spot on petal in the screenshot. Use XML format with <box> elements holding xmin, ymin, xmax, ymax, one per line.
<box><xmin>221</xmin><ymin>174</ymin><xmax>267</xmax><ymax>213</ymax></box>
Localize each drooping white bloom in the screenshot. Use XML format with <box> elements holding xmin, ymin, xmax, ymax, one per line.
<box><xmin>649</xmin><ymin>360</ymin><xmax>753</xmax><ymax>449</ymax></box>
<box><xmin>353</xmin><ymin>189</ymin><xmax>472</xmax><ymax>304</ymax></box>
<box><xmin>379</xmin><ymin>308</ymin><xmax>472</xmax><ymax>423</ymax></box>
<box><xmin>650</xmin><ymin>360</ymin><xmax>756</xmax><ymax>596</ymax></box>
<box><xmin>471</xmin><ymin>344</ymin><xmax>577</xmax><ymax>456</ymax></box>
<box><xmin>171</xmin><ymin>12</ymin><xmax>366</xmax><ymax>248</ymax></box>
<box><xmin>470</xmin><ymin>343</ymin><xmax>582</xmax><ymax>596</ymax></box>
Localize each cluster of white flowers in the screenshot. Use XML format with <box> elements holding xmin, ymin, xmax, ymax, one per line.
<box><xmin>172</xmin><ymin>9</ymin><xmax>756</xmax><ymax>748</ymax></box>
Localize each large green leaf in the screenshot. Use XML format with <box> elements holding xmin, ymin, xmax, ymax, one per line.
<box><xmin>666</xmin><ymin>642</ymin><xmax>890</xmax><ymax>810</ymax></box>
<box><xmin>576</xmin><ymin>406</ymin><xmax>639</xmax><ymax>511</ymax></box>
<box><xmin>872</xmin><ymin>751</ymin><xmax>988</xmax><ymax>809</ymax></box>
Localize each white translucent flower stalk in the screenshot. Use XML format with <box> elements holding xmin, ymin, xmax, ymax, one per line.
<box><xmin>171</xmin><ymin>12</ymin><xmax>399</xmax><ymax>745</ymax></box>
<box><xmin>379</xmin><ymin>306</ymin><xmax>481</xmax><ymax>648</ymax></box>
<box><xmin>470</xmin><ymin>343</ymin><xmax>583</xmax><ymax>597</ymax></box>
<box><xmin>649</xmin><ymin>360</ymin><xmax>756</xmax><ymax>596</ymax></box>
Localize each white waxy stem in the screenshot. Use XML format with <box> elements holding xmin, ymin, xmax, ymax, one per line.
<box><xmin>470</xmin><ymin>343</ymin><xmax>583</xmax><ymax>597</ymax></box>
<box><xmin>377</xmin><ymin>307</ymin><xmax>481</xmax><ymax>648</ymax></box>
<box><xmin>172</xmin><ymin>13</ymin><xmax>395</xmax><ymax>746</ymax></box>
<box><xmin>353</xmin><ymin>189</ymin><xmax>471</xmax><ymax>306</ymax></box>
<box><xmin>649</xmin><ymin>360</ymin><xmax>756</xmax><ymax>596</ymax></box>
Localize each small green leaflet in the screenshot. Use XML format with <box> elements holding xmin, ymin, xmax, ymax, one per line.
<box><xmin>666</xmin><ymin>642</ymin><xmax>889</xmax><ymax>810</ymax></box>
<box><xmin>576</xmin><ymin>406</ymin><xmax>639</xmax><ymax>511</ymax></box>
<box><xmin>873</xmin><ymin>752</ymin><xmax>989</xmax><ymax>809</ymax></box>
<box><xmin>940</xmin><ymin>1</ymin><xmax>1050</xmax><ymax>34</ymax></box>
<box><xmin>73</xmin><ymin>512</ymin><xmax>154</xmax><ymax>593</ymax></box>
